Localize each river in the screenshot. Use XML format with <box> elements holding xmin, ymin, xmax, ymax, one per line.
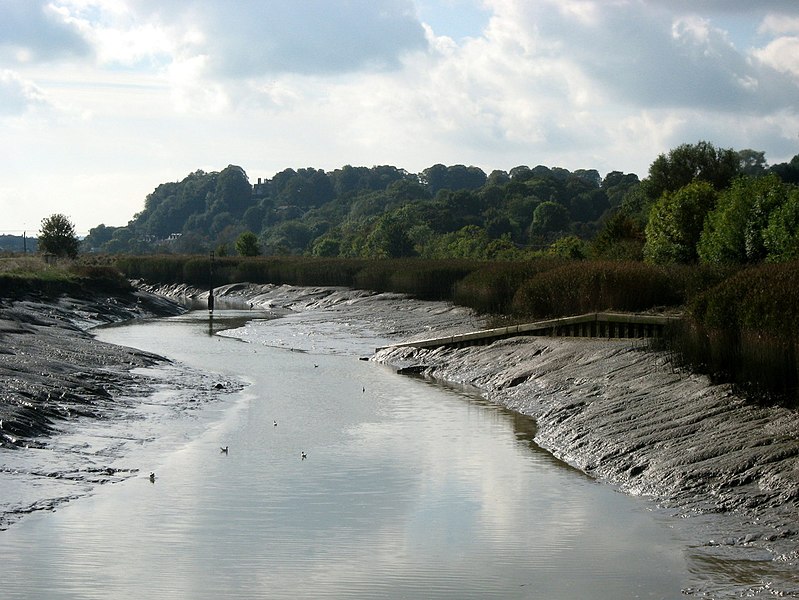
<box><xmin>0</xmin><ymin>309</ymin><xmax>693</xmax><ymax>599</ymax></box>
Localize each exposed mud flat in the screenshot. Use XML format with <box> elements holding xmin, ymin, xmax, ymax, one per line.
<box><xmin>4</xmin><ymin>281</ymin><xmax>798</xmax><ymax>595</ymax></box>
<box><xmin>0</xmin><ymin>288</ymin><xmax>185</xmax><ymax>448</ymax></box>
<box><xmin>0</xmin><ymin>288</ymin><xmax>243</xmax><ymax>528</ymax></box>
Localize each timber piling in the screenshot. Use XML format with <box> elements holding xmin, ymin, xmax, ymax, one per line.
<box><xmin>378</xmin><ymin>312</ymin><xmax>680</xmax><ymax>352</ymax></box>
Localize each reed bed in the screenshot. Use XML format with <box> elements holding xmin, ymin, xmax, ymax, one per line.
<box><xmin>111</xmin><ymin>254</ymin><xmax>798</xmax><ymax>406</ymax></box>
<box><xmin>670</xmin><ymin>262</ymin><xmax>799</xmax><ymax>407</ymax></box>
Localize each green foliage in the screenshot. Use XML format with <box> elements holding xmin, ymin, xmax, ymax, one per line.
<box><xmin>643</xmin><ymin>181</ymin><xmax>717</xmax><ymax>264</ymax></box>
<box><xmin>88</xmin><ymin>161</ymin><xmax>630</xmax><ymax>259</ymax></box>
<box><xmin>85</xmin><ymin>144</ymin><xmax>798</xmax><ymax>277</ymax></box>
<box><xmin>643</xmin><ymin>140</ymin><xmax>741</xmax><ymax>201</ymax></box>
<box><xmin>213</xmin><ymin>165</ymin><xmax>252</xmax><ymax>216</ymax></box>
<box><xmin>531</xmin><ymin>201</ymin><xmax>570</xmax><ymax>235</ymax></box>
<box><xmin>763</xmin><ymin>188</ymin><xmax>799</xmax><ymax>262</ymax></box>
<box><xmin>452</xmin><ymin>259</ymin><xmax>565</xmax><ymax>314</ymax></box>
<box><xmin>38</xmin><ymin>213</ymin><xmax>80</xmax><ymax>259</ymax></box>
<box><xmin>547</xmin><ymin>235</ymin><xmax>588</xmax><ymax>260</ymax></box>
<box><xmin>235</xmin><ymin>231</ymin><xmax>260</xmax><ymax>257</ymax></box>
<box><xmin>768</xmin><ymin>153</ymin><xmax>799</xmax><ymax>184</ymax></box>
<box><xmin>590</xmin><ymin>211</ymin><xmax>644</xmax><ymax>260</ymax></box>
<box><xmin>0</xmin><ymin>256</ymin><xmax>129</xmax><ymax>298</ymax></box>
<box><xmin>698</xmin><ymin>175</ymin><xmax>791</xmax><ymax>264</ymax></box>
<box><xmin>364</xmin><ymin>213</ymin><xmax>417</xmax><ymax>258</ymax></box>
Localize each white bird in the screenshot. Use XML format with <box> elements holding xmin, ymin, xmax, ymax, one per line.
<box><xmin>273</xmin><ymin>420</ymin><xmax>278</xmax><ymax>427</ymax></box>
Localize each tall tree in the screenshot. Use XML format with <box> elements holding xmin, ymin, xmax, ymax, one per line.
<box><xmin>38</xmin><ymin>213</ymin><xmax>80</xmax><ymax>258</ymax></box>
<box><xmin>698</xmin><ymin>174</ymin><xmax>788</xmax><ymax>264</ymax></box>
<box><xmin>531</xmin><ymin>201</ymin><xmax>570</xmax><ymax>235</ymax></box>
<box><xmin>644</xmin><ymin>181</ymin><xmax>717</xmax><ymax>264</ymax></box>
<box><xmin>643</xmin><ymin>141</ymin><xmax>740</xmax><ymax>201</ymax></box>
<box><xmin>763</xmin><ymin>188</ymin><xmax>799</xmax><ymax>262</ymax></box>
<box><xmin>235</xmin><ymin>231</ymin><xmax>260</xmax><ymax>256</ymax></box>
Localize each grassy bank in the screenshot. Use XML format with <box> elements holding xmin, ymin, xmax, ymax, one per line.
<box><xmin>0</xmin><ymin>256</ymin><xmax>132</xmax><ymax>299</ymax></box>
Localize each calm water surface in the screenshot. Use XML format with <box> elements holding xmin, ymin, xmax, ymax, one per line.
<box><xmin>0</xmin><ymin>310</ymin><xmax>691</xmax><ymax>599</ymax></box>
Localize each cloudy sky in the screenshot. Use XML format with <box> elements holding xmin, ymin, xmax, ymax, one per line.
<box><xmin>2</xmin><ymin>0</ymin><xmax>798</xmax><ymax>235</ymax></box>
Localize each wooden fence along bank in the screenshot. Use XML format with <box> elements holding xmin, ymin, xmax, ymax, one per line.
<box><xmin>380</xmin><ymin>312</ymin><xmax>680</xmax><ymax>352</ymax></box>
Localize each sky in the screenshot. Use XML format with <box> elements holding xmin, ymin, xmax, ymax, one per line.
<box><xmin>1</xmin><ymin>0</ymin><xmax>798</xmax><ymax>236</ymax></box>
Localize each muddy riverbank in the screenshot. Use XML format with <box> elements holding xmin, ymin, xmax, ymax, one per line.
<box><xmin>178</xmin><ymin>282</ymin><xmax>799</xmax><ymax>594</ymax></box>
<box><xmin>1</xmin><ymin>287</ymin><xmax>192</xmax><ymax>448</ymax></box>
<box><xmin>3</xmin><ymin>280</ymin><xmax>798</xmax><ymax>594</ymax></box>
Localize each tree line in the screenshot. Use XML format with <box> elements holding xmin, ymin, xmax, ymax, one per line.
<box><xmin>58</xmin><ymin>142</ymin><xmax>795</xmax><ymax>265</ymax></box>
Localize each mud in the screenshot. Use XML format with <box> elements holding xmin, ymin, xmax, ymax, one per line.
<box><xmin>0</xmin><ymin>288</ymin><xmax>186</xmax><ymax>448</ymax></box>
<box><xmin>4</xmin><ymin>280</ymin><xmax>798</xmax><ymax>595</ymax></box>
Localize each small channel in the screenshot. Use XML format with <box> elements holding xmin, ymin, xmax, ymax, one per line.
<box><xmin>0</xmin><ymin>309</ymin><xmax>693</xmax><ymax>599</ymax></box>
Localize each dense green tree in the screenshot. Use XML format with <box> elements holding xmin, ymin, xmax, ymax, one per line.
<box><xmin>212</xmin><ymin>165</ymin><xmax>252</xmax><ymax>216</ymax></box>
<box><xmin>737</xmin><ymin>149</ymin><xmax>767</xmax><ymax>176</ymax></box>
<box><xmin>698</xmin><ymin>175</ymin><xmax>788</xmax><ymax>264</ymax></box>
<box><xmin>421</xmin><ymin>164</ymin><xmax>486</xmax><ymax>195</ymax></box>
<box><xmin>531</xmin><ymin>201</ymin><xmax>570</xmax><ymax>235</ymax></box>
<box><xmin>276</xmin><ymin>167</ymin><xmax>334</xmax><ymax>209</ymax></box>
<box><xmin>509</xmin><ymin>165</ymin><xmax>533</xmax><ymax>181</ymax></box>
<box><xmin>601</xmin><ymin>171</ymin><xmax>640</xmax><ymax>209</ymax></box>
<box><xmin>38</xmin><ymin>213</ymin><xmax>80</xmax><ymax>258</ymax></box>
<box><xmin>310</xmin><ymin>236</ymin><xmax>341</xmax><ymax>257</ymax></box>
<box><xmin>264</xmin><ymin>220</ymin><xmax>314</xmax><ymax>254</ymax></box>
<box><xmin>591</xmin><ymin>211</ymin><xmax>644</xmax><ymax>261</ymax></box>
<box><xmin>644</xmin><ymin>181</ymin><xmax>717</xmax><ymax>264</ymax></box>
<box><xmin>763</xmin><ymin>188</ymin><xmax>799</xmax><ymax>261</ymax></box>
<box><xmin>548</xmin><ymin>235</ymin><xmax>588</xmax><ymax>259</ymax></box>
<box><xmin>235</xmin><ymin>231</ymin><xmax>260</xmax><ymax>256</ymax></box>
<box><xmin>486</xmin><ymin>170</ymin><xmax>510</xmax><ymax>186</ymax></box>
<box><xmin>643</xmin><ymin>141</ymin><xmax>740</xmax><ymax>201</ymax></box>
<box><xmin>769</xmin><ymin>154</ymin><xmax>799</xmax><ymax>184</ymax></box>
<box><xmin>243</xmin><ymin>204</ymin><xmax>266</xmax><ymax>233</ymax></box>
<box><xmin>365</xmin><ymin>213</ymin><xmax>416</xmax><ymax>258</ymax></box>
<box><xmin>83</xmin><ymin>224</ymin><xmax>117</xmax><ymax>251</ymax></box>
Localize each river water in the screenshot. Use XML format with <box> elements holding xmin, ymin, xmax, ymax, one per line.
<box><xmin>0</xmin><ymin>309</ymin><xmax>694</xmax><ymax>599</ymax></box>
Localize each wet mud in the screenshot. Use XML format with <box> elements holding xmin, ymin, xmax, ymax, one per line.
<box><xmin>0</xmin><ymin>289</ymin><xmax>183</xmax><ymax>448</ymax></box>
<box><xmin>0</xmin><ymin>287</ymin><xmax>244</xmax><ymax>528</ymax></box>
<box><xmin>3</xmin><ymin>281</ymin><xmax>798</xmax><ymax>596</ymax></box>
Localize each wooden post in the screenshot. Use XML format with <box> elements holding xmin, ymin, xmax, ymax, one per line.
<box><xmin>208</xmin><ymin>250</ymin><xmax>215</xmax><ymax>315</ymax></box>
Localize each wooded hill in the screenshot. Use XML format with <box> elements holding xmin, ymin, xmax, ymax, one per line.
<box><xmin>81</xmin><ymin>142</ymin><xmax>799</xmax><ymax>265</ymax></box>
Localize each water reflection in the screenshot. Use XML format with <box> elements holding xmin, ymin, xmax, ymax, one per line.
<box><xmin>0</xmin><ymin>310</ymin><xmax>693</xmax><ymax>599</ymax></box>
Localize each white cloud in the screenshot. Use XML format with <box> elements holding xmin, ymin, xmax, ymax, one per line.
<box><xmin>0</xmin><ymin>1</ymin><xmax>91</xmax><ymax>64</ymax></box>
<box><xmin>0</xmin><ymin>70</ymin><xmax>49</xmax><ymax>115</ymax></box>
<box><xmin>753</xmin><ymin>36</ymin><xmax>799</xmax><ymax>79</ymax></box>
<box><xmin>110</xmin><ymin>0</ymin><xmax>430</xmax><ymax>78</ymax></box>
<box><xmin>759</xmin><ymin>14</ymin><xmax>799</xmax><ymax>35</ymax></box>
<box><xmin>2</xmin><ymin>0</ymin><xmax>799</xmax><ymax>234</ymax></box>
